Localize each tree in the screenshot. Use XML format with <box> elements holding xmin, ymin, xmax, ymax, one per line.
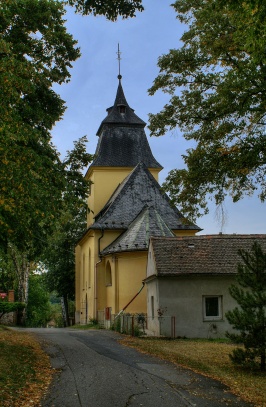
<box><xmin>0</xmin><ymin>0</ymin><xmax>80</xmax><ymax>250</ymax></box>
<box><xmin>41</xmin><ymin>136</ymin><xmax>93</xmax><ymax>325</ymax></box>
<box><xmin>68</xmin><ymin>0</ymin><xmax>143</xmax><ymax>20</ymax></box>
<box><xmin>26</xmin><ymin>274</ymin><xmax>52</xmax><ymax>327</ymax></box>
<box><xmin>226</xmin><ymin>242</ymin><xmax>266</xmax><ymax>371</ymax></box>
<box><xmin>1</xmin><ymin>0</ymin><xmax>143</xmax><ymax>325</ymax></box>
<box><xmin>148</xmin><ymin>0</ymin><xmax>266</xmax><ymax>221</ymax></box>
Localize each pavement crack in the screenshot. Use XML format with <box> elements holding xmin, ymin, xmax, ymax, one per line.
<box><xmin>124</xmin><ymin>391</ymin><xmax>149</xmax><ymax>407</ymax></box>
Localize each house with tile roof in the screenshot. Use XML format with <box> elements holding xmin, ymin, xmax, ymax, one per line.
<box><xmin>75</xmin><ymin>76</ymin><xmax>200</xmax><ymax>325</ymax></box>
<box><xmin>145</xmin><ymin>234</ymin><xmax>266</xmax><ymax>338</ymax></box>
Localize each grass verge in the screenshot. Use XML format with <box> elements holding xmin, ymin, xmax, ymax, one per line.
<box><xmin>120</xmin><ymin>337</ymin><xmax>265</xmax><ymax>407</ymax></box>
<box><xmin>0</xmin><ymin>326</ymin><xmax>53</xmax><ymax>407</ymax></box>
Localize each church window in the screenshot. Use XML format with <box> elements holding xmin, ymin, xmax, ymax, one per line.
<box><xmin>105</xmin><ymin>261</ymin><xmax>112</xmax><ymax>286</ymax></box>
<box><xmin>88</xmin><ymin>248</ymin><xmax>91</xmax><ymax>288</ymax></box>
<box><xmin>82</xmin><ymin>253</ymin><xmax>85</xmax><ymax>289</ymax></box>
<box><xmin>203</xmin><ymin>296</ymin><xmax>222</xmax><ymax>321</ymax></box>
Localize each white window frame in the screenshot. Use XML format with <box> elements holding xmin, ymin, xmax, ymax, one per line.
<box><xmin>203</xmin><ymin>295</ymin><xmax>223</xmax><ymax>321</ymax></box>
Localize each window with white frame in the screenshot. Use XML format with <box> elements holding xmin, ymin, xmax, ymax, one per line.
<box><xmin>203</xmin><ymin>296</ymin><xmax>222</xmax><ymax>321</ymax></box>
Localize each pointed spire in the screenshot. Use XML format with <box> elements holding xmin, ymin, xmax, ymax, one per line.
<box><xmin>117</xmin><ymin>43</ymin><xmax>122</xmax><ymax>81</ymax></box>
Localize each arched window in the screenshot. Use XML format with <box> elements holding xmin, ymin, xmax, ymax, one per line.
<box><xmin>88</xmin><ymin>248</ymin><xmax>91</xmax><ymax>288</ymax></box>
<box><xmin>82</xmin><ymin>253</ymin><xmax>85</xmax><ymax>289</ymax></box>
<box><xmin>105</xmin><ymin>261</ymin><xmax>112</xmax><ymax>286</ymax></box>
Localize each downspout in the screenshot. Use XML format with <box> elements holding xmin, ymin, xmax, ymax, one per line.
<box><xmin>115</xmin><ymin>282</ymin><xmax>145</xmax><ymax>319</ymax></box>
<box><xmin>94</xmin><ymin>228</ymin><xmax>104</xmax><ymax>320</ymax></box>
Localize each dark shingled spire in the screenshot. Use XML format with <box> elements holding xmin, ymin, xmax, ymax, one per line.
<box><xmin>90</xmin><ymin>78</ymin><xmax>162</xmax><ymax>169</ymax></box>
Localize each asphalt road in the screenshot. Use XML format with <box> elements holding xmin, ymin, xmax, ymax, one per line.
<box><xmin>23</xmin><ymin>328</ymin><xmax>252</xmax><ymax>407</ymax></box>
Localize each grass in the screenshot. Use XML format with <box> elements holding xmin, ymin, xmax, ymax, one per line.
<box><xmin>120</xmin><ymin>336</ymin><xmax>266</xmax><ymax>407</ymax></box>
<box><xmin>71</xmin><ymin>321</ymin><xmax>102</xmax><ymax>330</ymax></box>
<box><xmin>0</xmin><ymin>325</ymin><xmax>53</xmax><ymax>407</ymax></box>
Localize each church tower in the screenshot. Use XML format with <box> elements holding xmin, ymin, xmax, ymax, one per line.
<box><xmin>75</xmin><ymin>72</ymin><xmax>200</xmax><ymax>325</ymax></box>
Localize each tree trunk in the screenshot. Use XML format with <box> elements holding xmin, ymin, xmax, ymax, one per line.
<box><xmin>261</xmin><ymin>350</ymin><xmax>266</xmax><ymax>371</ymax></box>
<box><xmin>61</xmin><ymin>295</ymin><xmax>69</xmax><ymax>327</ymax></box>
<box><xmin>9</xmin><ymin>245</ymin><xmax>30</xmax><ymax>326</ymax></box>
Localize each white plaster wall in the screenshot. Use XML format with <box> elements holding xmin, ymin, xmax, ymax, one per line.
<box><xmin>146</xmin><ymin>275</ymin><xmax>238</xmax><ymax>338</ymax></box>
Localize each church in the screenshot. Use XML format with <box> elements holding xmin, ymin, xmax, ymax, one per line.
<box><xmin>75</xmin><ymin>74</ymin><xmax>201</xmax><ymax>325</ymax></box>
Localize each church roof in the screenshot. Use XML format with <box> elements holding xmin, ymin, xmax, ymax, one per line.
<box><xmin>89</xmin><ymin>80</ymin><xmax>162</xmax><ymax>169</ymax></box>
<box><xmin>147</xmin><ymin>234</ymin><xmax>266</xmax><ymax>277</ymax></box>
<box><xmin>101</xmin><ymin>206</ymin><xmax>175</xmax><ymax>255</ymax></box>
<box><xmin>91</xmin><ymin>162</ymin><xmax>200</xmax><ymax>232</ymax></box>
<box><xmin>97</xmin><ymin>80</ymin><xmax>146</xmax><ymax>132</ymax></box>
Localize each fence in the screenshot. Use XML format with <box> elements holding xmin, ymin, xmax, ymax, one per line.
<box><xmin>111</xmin><ymin>313</ymin><xmax>147</xmax><ymax>336</ymax></box>
<box><xmin>96</xmin><ymin>310</ymin><xmax>177</xmax><ymax>338</ymax></box>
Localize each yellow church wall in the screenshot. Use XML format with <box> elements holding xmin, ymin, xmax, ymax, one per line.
<box><xmin>75</xmin><ymin>245</ymin><xmax>81</xmax><ymax>321</ymax></box>
<box><xmin>96</xmin><ymin>252</ymin><xmax>147</xmax><ymax>316</ymax></box>
<box><xmin>86</xmin><ymin>166</ymin><xmax>160</xmax><ymax>226</ymax></box>
<box><xmin>75</xmin><ymin>231</ymin><xmax>98</xmax><ymax>324</ymax></box>
<box><xmin>76</xmin><ymin>228</ymin><xmax>127</xmax><ymax>323</ymax></box>
<box><xmin>117</xmin><ymin>252</ymin><xmax>147</xmax><ymax>314</ymax></box>
<box><xmin>173</xmin><ymin>229</ymin><xmax>198</xmax><ymax>237</ymax></box>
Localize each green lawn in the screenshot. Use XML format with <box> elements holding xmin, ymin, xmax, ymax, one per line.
<box><xmin>121</xmin><ymin>336</ymin><xmax>266</xmax><ymax>407</ymax></box>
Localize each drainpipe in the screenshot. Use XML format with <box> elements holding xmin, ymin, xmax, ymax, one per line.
<box><xmin>94</xmin><ymin>228</ymin><xmax>104</xmax><ymax>320</ymax></box>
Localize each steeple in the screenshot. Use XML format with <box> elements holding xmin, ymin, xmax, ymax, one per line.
<box><xmin>89</xmin><ymin>47</ymin><xmax>162</xmax><ymax>169</ymax></box>
<box><xmin>96</xmin><ymin>79</ymin><xmax>146</xmax><ymax>135</ymax></box>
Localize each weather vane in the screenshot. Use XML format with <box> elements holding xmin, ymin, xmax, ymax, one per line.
<box><xmin>117</xmin><ymin>43</ymin><xmax>122</xmax><ymax>80</ymax></box>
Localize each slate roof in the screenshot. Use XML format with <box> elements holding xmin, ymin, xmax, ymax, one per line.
<box><xmin>101</xmin><ymin>206</ymin><xmax>175</xmax><ymax>255</ymax></box>
<box><xmin>92</xmin><ymin>162</ymin><xmax>201</xmax><ymax>232</ymax></box>
<box><xmin>90</xmin><ymin>80</ymin><xmax>162</xmax><ymax>169</ymax></box>
<box><xmin>149</xmin><ymin>235</ymin><xmax>266</xmax><ymax>276</ymax></box>
<box><xmin>97</xmin><ymin>80</ymin><xmax>146</xmax><ymax>131</ymax></box>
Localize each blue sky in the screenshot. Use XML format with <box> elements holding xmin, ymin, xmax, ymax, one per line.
<box><xmin>52</xmin><ymin>0</ymin><xmax>265</xmax><ymax>235</ymax></box>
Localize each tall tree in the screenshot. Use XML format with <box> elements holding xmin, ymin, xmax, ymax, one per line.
<box><xmin>148</xmin><ymin>0</ymin><xmax>266</xmax><ymax>221</ymax></box>
<box><xmin>42</xmin><ymin>137</ymin><xmax>93</xmax><ymax>325</ymax></box>
<box><xmin>0</xmin><ymin>0</ymin><xmax>80</xmax><ymax>250</ymax></box>
<box><xmin>226</xmin><ymin>243</ymin><xmax>266</xmax><ymax>371</ymax></box>
<box><xmin>0</xmin><ymin>0</ymin><xmax>144</xmax><ymax>251</ymax></box>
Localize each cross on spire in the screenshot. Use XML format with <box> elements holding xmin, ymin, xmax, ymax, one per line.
<box><xmin>117</xmin><ymin>43</ymin><xmax>122</xmax><ymax>80</ymax></box>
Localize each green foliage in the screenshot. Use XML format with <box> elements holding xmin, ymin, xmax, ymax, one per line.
<box><xmin>148</xmin><ymin>0</ymin><xmax>266</xmax><ymax>221</ymax></box>
<box><xmin>0</xmin><ymin>247</ymin><xmax>16</xmax><ymax>293</ymax></box>
<box><xmin>68</xmin><ymin>0</ymin><xmax>143</xmax><ymax>20</ymax></box>
<box><xmin>49</xmin><ymin>303</ymin><xmax>64</xmax><ymax>327</ymax></box>
<box><xmin>42</xmin><ymin>137</ymin><xmax>92</xmax><ymax>302</ymax></box>
<box><xmin>0</xmin><ymin>301</ymin><xmax>25</xmax><ymax>320</ymax></box>
<box><xmin>26</xmin><ymin>274</ymin><xmax>52</xmax><ymax>327</ymax></box>
<box><xmin>226</xmin><ymin>243</ymin><xmax>266</xmax><ymax>371</ymax></box>
<box><xmin>0</xmin><ymin>0</ymin><xmax>80</xmax><ymax>253</ymax></box>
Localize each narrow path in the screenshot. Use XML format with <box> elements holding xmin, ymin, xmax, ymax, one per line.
<box><xmin>24</xmin><ymin>328</ymin><xmax>253</xmax><ymax>407</ymax></box>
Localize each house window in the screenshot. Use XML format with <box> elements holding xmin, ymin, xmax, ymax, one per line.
<box><xmin>151</xmin><ymin>296</ymin><xmax>154</xmax><ymax>319</ymax></box>
<box><xmin>203</xmin><ymin>296</ymin><xmax>222</xmax><ymax>321</ymax></box>
<box><xmin>105</xmin><ymin>261</ymin><xmax>112</xmax><ymax>286</ymax></box>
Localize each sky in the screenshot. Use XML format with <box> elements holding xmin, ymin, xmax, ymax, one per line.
<box><xmin>52</xmin><ymin>0</ymin><xmax>265</xmax><ymax>236</ymax></box>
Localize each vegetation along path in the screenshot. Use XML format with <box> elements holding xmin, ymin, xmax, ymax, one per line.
<box><xmin>17</xmin><ymin>328</ymin><xmax>255</xmax><ymax>407</ymax></box>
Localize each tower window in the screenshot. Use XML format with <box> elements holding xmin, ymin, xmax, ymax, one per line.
<box><xmin>119</xmin><ymin>105</ymin><xmax>126</xmax><ymax>114</ymax></box>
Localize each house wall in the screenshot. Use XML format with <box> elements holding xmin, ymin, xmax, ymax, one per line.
<box><xmin>146</xmin><ymin>275</ymin><xmax>238</xmax><ymax>338</ymax></box>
